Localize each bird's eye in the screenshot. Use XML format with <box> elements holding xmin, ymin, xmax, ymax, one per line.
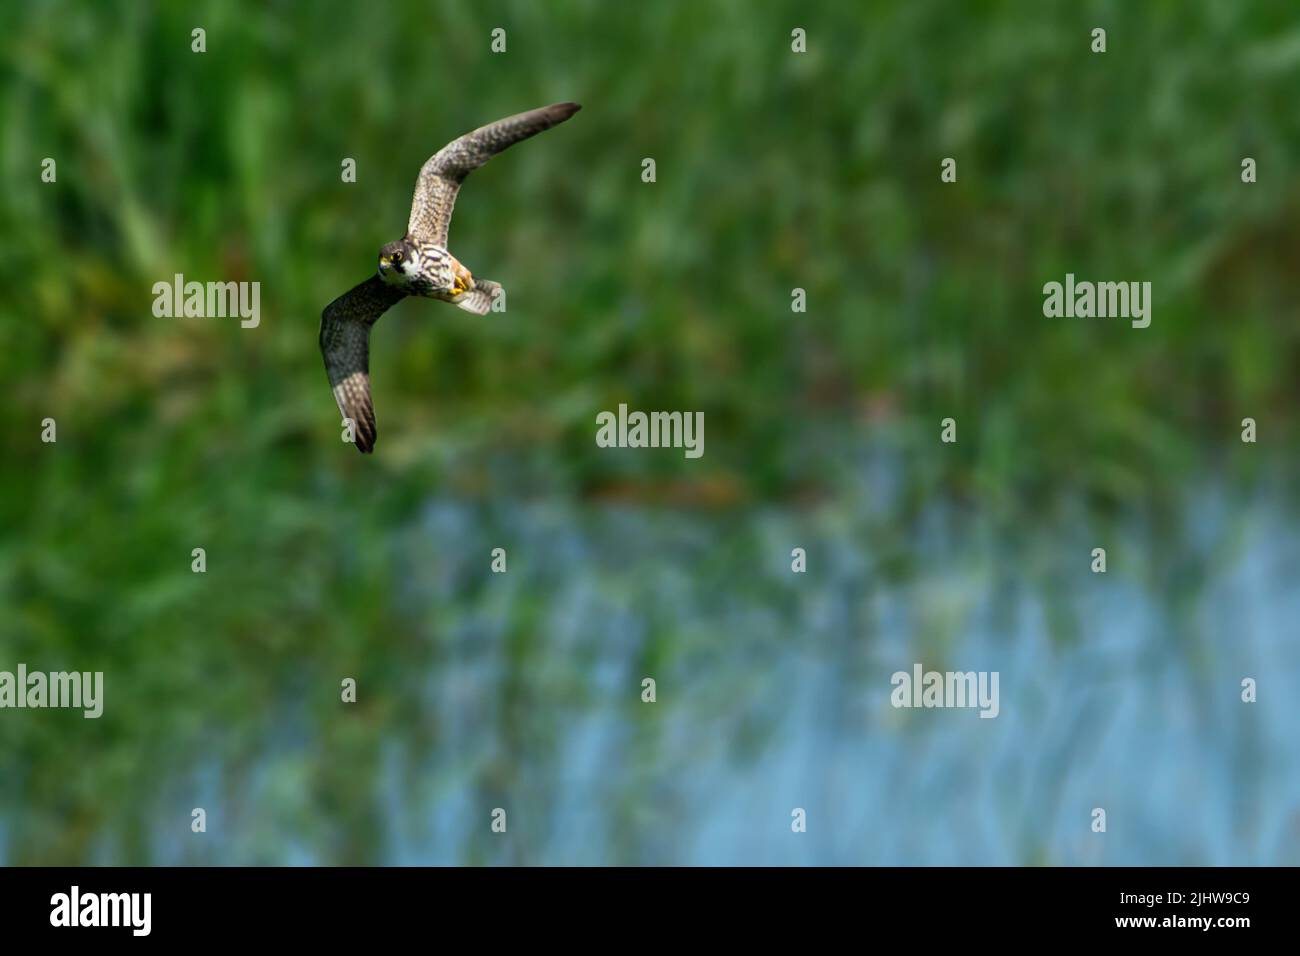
<box><xmin>393</xmin><ymin>251</ymin><xmax>403</xmax><ymax>261</ymax></box>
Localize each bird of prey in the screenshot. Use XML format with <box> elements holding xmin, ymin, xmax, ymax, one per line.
<box><xmin>319</xmin><ymin>102</ymin><xmax>581</xmax><ymax>453</ymax></box>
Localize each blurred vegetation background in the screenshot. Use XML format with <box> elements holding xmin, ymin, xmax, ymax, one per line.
<box><xmin>1</xmin><ymin>0</ymin><xmax>1297</xmax><ymax>864</ymax></box>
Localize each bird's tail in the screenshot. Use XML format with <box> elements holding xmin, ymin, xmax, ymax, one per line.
<box><xmin>455</xmin><ymin>278</ymin><xmax>504</xmax><ymax>315</ymax></box>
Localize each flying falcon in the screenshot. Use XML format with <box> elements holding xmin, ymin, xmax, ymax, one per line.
<box><xmin>319</xmin><ymin>102</ymin><xmax>581</xmax><ymax>453</ymax></box>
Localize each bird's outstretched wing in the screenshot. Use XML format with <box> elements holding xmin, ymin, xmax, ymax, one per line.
<box><xmin>319</xmin><ymin>275</ymin><xmax>407</xmax><ymax>453</ymax></box>
<box><xmin>407</xmin><ymin>102</ymin><xmax>581</xmax><ymax>247</ymax></box>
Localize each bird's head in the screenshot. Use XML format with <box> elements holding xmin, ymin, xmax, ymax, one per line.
<box><xmin>378</xmin><ymin>239</ymin><xmax>419</xmax><ymax>286</ymax></box>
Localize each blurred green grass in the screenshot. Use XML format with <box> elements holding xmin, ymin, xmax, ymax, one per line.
<box><xmin>1</xmin><ymin>0</ymin><xmax>1298</xmax><ymax>863</ymax></box>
